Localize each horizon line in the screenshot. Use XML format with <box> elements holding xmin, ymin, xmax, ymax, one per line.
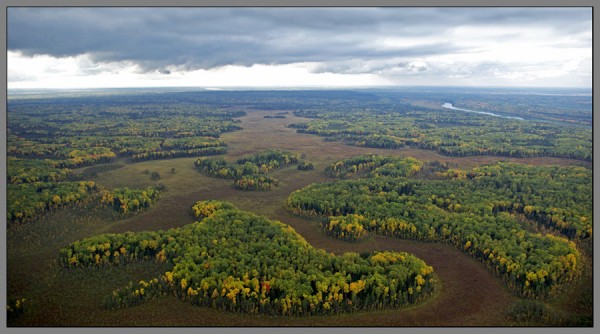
<box><xmin>7</xmin><ymin>85</ymin><xmax>593</xmax><ymax>91</ymax></box>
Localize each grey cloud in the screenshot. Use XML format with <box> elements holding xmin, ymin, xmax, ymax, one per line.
<box><xmin>8</xmin><ymin>7</ymin><xmax>592</xmax><ymax>75</ymax></box>
<box><xmin>309</xmin><ymin>42</ymin><xmax>472</xmax><ymax>75</ymax></box>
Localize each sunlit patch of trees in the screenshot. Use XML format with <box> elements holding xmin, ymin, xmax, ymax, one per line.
<box><xmin>287</xmin><ymin>159</ymin><xmax>589</xmax><ymax>298</ymax></box>
<box><xmin>60</xmin><ymin>201</ymin><xmax>436</xmax><ymax>315</ymax></box>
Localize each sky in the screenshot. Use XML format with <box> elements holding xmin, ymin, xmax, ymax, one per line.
<box><xmin>7</xmin><ymin>7</ymin><xmax>593</xmax><ymax>89</ymax></box>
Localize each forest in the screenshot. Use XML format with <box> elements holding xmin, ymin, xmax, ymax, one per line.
<box><xmin>7</xmin><ymin>96</ymin><xmax>242</xmax><ymax>165</ymax></box>
<box><xmin>289</xmin><ymin>109</ymin><xmax>591</xmax><ymax>161</ymax></box>
<box><xmin>6</xmin><ymin>88</ymin><xmax>593</xmax><ymax>327</ymax></box>
<box><xmin>60</xmin><ymin>201</ymin><xmax>436</xmax><ymax>315</ymax></box>
<box><xmin>6</xmin><ymin>93</ymin><xmax>243</xmax><ymax>223</ymax></box>
<box><xmin>287</xmin><ymin>157</ymin><xmax>590</xmax><ymax>298</ymax></box>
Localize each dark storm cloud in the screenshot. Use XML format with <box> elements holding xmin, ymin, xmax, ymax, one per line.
<box><xmin>8</xmin><ymin>7</ymin><xmax>592</xmax><ymax>73</ymax></box>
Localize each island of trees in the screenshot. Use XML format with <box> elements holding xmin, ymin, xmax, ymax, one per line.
<box><xmin>60</xmin><ymin>201</ymin><xmax>437</xmax><ymax>315</ymax></box>
<box><xmin>194</xmin><ymin>150</ymin><xmax>302</xmax><ymax>190</ymax></box>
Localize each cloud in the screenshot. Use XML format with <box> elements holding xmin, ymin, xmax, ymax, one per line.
<box><xmin>7</xmin><ymin>7</ymin><xmax>592</xmax><ymax>88</ymax></box>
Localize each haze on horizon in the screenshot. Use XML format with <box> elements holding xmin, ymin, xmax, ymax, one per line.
<box><xmin>7</xmin><ymin>7</ymin><xmax>592</xmax><ymax>89</ymax></box>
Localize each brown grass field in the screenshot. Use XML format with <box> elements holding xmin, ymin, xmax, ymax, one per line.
<box><xmin>6</xmin><ymin>109</ymin><xmax>591</xmax><ymax>326</ymax></box>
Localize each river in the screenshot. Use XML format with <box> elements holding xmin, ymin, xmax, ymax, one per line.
<box><xmin>441</xmin><ymin>102</ymin><xmax>525</xmax><ymax>120</ymax></box>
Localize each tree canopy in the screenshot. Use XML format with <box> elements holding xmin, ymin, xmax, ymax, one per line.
<box><xmin>287</xmin><ymin>158</ymin><xmax>589</xmax><ymax>298</ymax></box>
<box><xmin>60</xmin><ymin>200</ymin><xmax>436</xmax><ymax>315</ymax></box>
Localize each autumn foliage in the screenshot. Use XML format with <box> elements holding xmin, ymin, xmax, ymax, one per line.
<box><xmin>287</xmin><ymin>158</ymin><xmax>588</xmax><ymax>298</ymax></box>
<box><xmin>100</xmin><ymin>186</ymin><xmax>161</xmax><ymax>214</ymax></box>
<box><xmin>60</xmin><ymin>201</ymin><xmax>436</xmax><ymax>315</ymax></box>
<box><xmin>7</xmin><ymin>181</ymin><xmax>97</xmax><ymax>224</ymax></box>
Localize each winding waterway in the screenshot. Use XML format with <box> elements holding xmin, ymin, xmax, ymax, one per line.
<box><xmin>442</xmin><ymin>102</ymin><xmax>525</xmax><ymax>120</ymax></box>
